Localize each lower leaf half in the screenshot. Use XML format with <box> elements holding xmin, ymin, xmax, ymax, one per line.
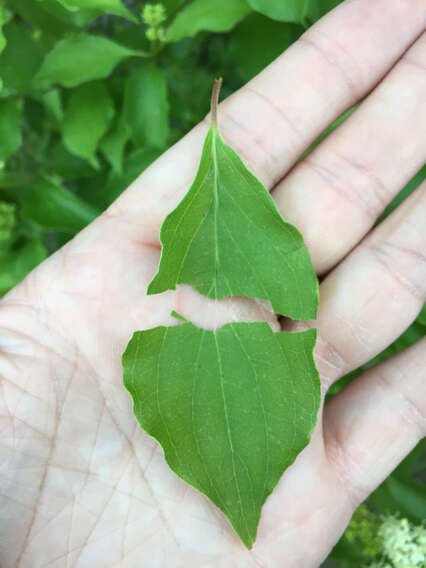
<box><xmin>122</xmin><ymin>319</ymin><xmax>320</xmax><ymax>548</ymax></box>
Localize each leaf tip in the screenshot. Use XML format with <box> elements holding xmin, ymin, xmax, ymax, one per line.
<box><xmin>211</xmin><ymin>77</ymin><xmax>223</xmax><ymax>128</ymax></box>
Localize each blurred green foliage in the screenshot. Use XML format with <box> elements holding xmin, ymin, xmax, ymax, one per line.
<box><xmin>0</xmin><ymin>1</ymin><xmax>424</xmax><ymax>564</ymax></box>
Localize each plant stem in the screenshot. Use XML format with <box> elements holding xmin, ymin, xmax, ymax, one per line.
<box><xmin>211</xmin><ymin>78</ymin><xmax>223</xmax><ymax>128</ymax></box>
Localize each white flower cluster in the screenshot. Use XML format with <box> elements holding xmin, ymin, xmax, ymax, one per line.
<box><xmin>378</xmin><ymin>516</ymin><xmax>426</xmax><ymax>568</ymax></box>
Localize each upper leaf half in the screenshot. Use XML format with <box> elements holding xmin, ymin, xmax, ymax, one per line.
<box><xmin>148</xmin><ymin>82</ymin><xmax>318</xmax><ymax>320</ymax></box>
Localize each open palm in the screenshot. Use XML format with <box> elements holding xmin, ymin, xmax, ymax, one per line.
<box><xmin>1</xmin><ymin>1</ymin><xmax>425</xmax><ymax>566</ymax></box>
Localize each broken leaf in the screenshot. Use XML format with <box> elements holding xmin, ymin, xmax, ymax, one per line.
<box><xmin>125</xmin><ymin>80</ymin><xmax>320</xmax><ymax>549</ymax></box>
<box><xmin>123</xmin><ymin>319</ymin><xmax>320</xmax><ymax>548</ymax></box>
<box><xmin>148</xmin><ymin>80</ymin><xmax>318</xmax><ymax>320</ymax></box>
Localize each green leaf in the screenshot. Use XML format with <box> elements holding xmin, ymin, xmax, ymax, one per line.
<box><xmin>123</xmin><ymin>320</ymin><xmax>320</xmax><ymax>548</ymax></box>
<box><xmin>249</xmin><ymin>0</ymin><xmax>342</xmax><ymax>25</ymax></box>
<box><xmin>13</xmin><ymin>0</ymin><xmax>79</xmax><ymax>34</ymax></box>
<box><xmin>370</xmin><ymin>462</ymin><xmax>426</xmax><ymax>525</ymax></box>
<box><xmin>0</xmin><ymin>98</ymin><xmax>23</xmax><ymax>164</ymax></box>
<box><xmin>327</xmin><ymin>318</ymin><xmax>426</xmax><ymax>399</ymax></box>
<box><xmin>162</xmin><ymin>0</ymin><xmax>186</xmax><ymax>15</ymax></box>
<box><xmin>416</xmin><ymin>303</ymin><xmax>426</xmax><ymax>327</ymax></box>
<box><xmin>165</xmin><ymin>46</ymin><xmax>215</xmax><ymax>133</ymax></box>
<box><xmin>51</xmin><ymin>0</ymin><xmax>137</xmax><ymax>22</ymax></box>
<box><xmin>385</xmin><ymin>476</ymin><xmax>426</xmax><ymax>523</ymax></box>
<box><xmin>40</xmin><ymin>89</ymin><xmax>64</xmax><ymax>125</ymax></box>
<box><xmin>84</xmin><ymin>147</ymin><xmax>162</xmax><ymax>209</ymax></box>
<box><xmin>102</xmin><ymin>147</ymin><xmax>162</xmax><ymax>204</ymax></box>
<box><xmin>15</xmin><ymin>0</ymin><xmax>98</xmax><ymax>28</ymax></box>
<box><xmin>306</xmin><ymin>0</ymin><xmax>343</xmax><ymax>24</ymax></box>
<box><xmin>148</xmin><ymin>82</ymin><xmax>318</xmax><ymax>319</ymax></box>
<box><xmin>0</xmin><ymin>5</ymin><xmax>10</xmax><ymax>55</ymax></box>
<box><xmin>0</xmin><ymin>201</ymin><xmax>15</xmax><ymax>247</ymax></box>
<box><xmin>124</xmin><ymin>63</ymin><xmax>169</xmax><ymax>149</ymax></box>
<box><xmin>0</xmin><ymin>240</ymin><xmax>48</xmax><ymax>296</ymax></box>
<box><xmin>33</xmin><ymin>34</ymin><xmax>142</xmax><ymax>89</ymax></box>
<box><xmin>62</xmin><ymin>81</ymin><xmax>115</xmax><ymax>168</ymax></box>
<box><xmin>378</xmin><ymin>165</ymin><xmax>426</xmax><ymax>223</ymax></box>
<box><xmin>0</xmin><ymin>22</ymin><xmax>44</xmax><ymax>96</ymax></box>
<box><xmin>300</xmin><ymin>103</ymin><xmax>360</xmax><ymax>160</ymax></box>
<box><xmin>392</xmin><ymin>439</ymin><xmax>426</xmax><ymax>484</ymax></box>
<box><xmin>21</xmin><ymin>175</ymin><xmax>99</xmax><ymax>234</ymax></box>
<box><xmin>329</xmin><ymin>535</ymin><xmax>367</xmax><ymax>567</ymax></box>
<box><xmin>49</xmin><ymin>140</ymin><xmax>97</xmax><ymax>179</ymax></box>
<box><xmin>100</xmin><ymin>111</ymin><xmax>130</xmax><ymax>174</ymax></box>
<box><xmin>229</xmin><ymin>14</ymin><xmax>303</xmax><ymax>81</ymax></box>
<box><xmin>166</xmin><ymin>0</ymin><xmax>252</xmax><ymax>42</ymax></box>
<box><xmin>248</xmin><ymin>0</ymin><xmax>309</xmax><ymax>24</ymax></box>
<box><xmin>0</xmin><ymin>171</ymin><xmax>32</xmax><ymax>191</ymax></box>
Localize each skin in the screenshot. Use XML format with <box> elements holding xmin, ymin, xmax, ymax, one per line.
<box><xmin>1</xmin><ymin>0</ymin><xmax>425</xmax><ymax>566</ymax></box>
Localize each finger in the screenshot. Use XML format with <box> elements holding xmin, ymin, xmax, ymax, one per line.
<box><xmin>273</xmin><ymin>31</ymin><xmax>426</xmax><ymax>274</ymax></box>
<box><xmin>323</xmin><ymin>338</ymin><xmax>426</xmax><ymax>506</ymax></box>
<box><xmin>288</xmin><ymin>182</ymin><xmax>426</xmax><ymax>387</ymax></box>
<box><xmin>105</xmin><ymin>0</ymin><xmax>426</xmax><ymax>245</ymax></box>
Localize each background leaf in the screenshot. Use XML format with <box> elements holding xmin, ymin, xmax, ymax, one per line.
<box><xmin>0</xmin><ymin>201</ymin><xmax>16</xmax><ymax>250</ymax></box>
<box><xmin>21</xmin><ymin>175</ymin><xmax>99</xmax><ymax>233</ymax></box>
<box><xmin>0</xmin><ymin>5</ymin><xmax>9</xmax><ymax>54</ymax></box>
<box><xmin>124</xmin><ymin>63</ymin><xmax>169</xmax><ymax>149</ymax></box>
<box><xmin>378</xmin><ymin>164</ymin><xmax>426</xmax><ymax>222</ymax></box>
<box><xmin>327</xmin><ymin>310</ymin><xmax>426</xmax><ymax>400</ymax></box>
<box><xmin>248</xmin><ymin>0</ymin><xmax>309</xmax><ymax>24</ymax></box>
<box><xmin>416</xmin><ymin>303</ymin><xmax>426</xmax><ymax>326</ymax></box>
<box><xmin>384</xmin><ymin>476</ymin><xmax>426</xmax><ymax>523</ymax></box>
<box><xmin>364</xmin><ymin>440</ymin><xmax>426</xmax><ymax>528</ymax></box>
<box><xmin>100</xmin><ymin>147</ymin><xmax>162</xmax><ymax>207</ymax></box>
<box><xmin>33</xmin><ymin>34</ymin><xmax>141</xmax><ymax>88</ymax></box>
<box><xmin>77</xmin><ymin>146</ymin><xmax>162</xmax><ymax>210</ymax></box>
<box><xmin>14</xmin><ymin>0</ymin><xmax>97</xmax><ymax>29</ymax></box>
<box><xmin>166</xmin><ymin>0</ymin><xmax>252</xmax><ymax>42</ymax></box>
<box><xmin>51</xmin><ymin>0</ymin><xmax>137</xmax><ymax>22</ymax></box>
<box><xmin>100</xmin><ymin>111</ymin><xmax>130</xmax><ymax>174</ymax></box>
<box><xmin>48</xmin><ymin>141</ymin><xmax>97</xmax><ymax>180</ymax></box>
<box><xmin>40</xmin><ymin>89</ymin><xmax>64</xmax><ymax>125</ymax></box>
<box><xmin>123</xmin><ymin>321</ymin><xmax>320</xmax><ymax>548</ymax></box>
<box><xmin>248</xmin><ymin>0</ymin><xmax>341</xmax><ymax>25</ymax></box>
<box><xmin>62</xmin><ymin>81</ymin><xmax>115</xmax><ymax>167</ymax></box>
<box><xmin>229</xmin><ymin>13</ymin><xmax>303</xmax><ymax>81</ymax></box>
<box><xmin>0</xmin><ymin>240</ymin><xmax>48</xmax><ymax>295</ymax></box>
<box><xmin>0</xmin><ymin>22</ymin><xmax>44</xmax><ymax>96</ymax></box>
<box><xmin>306</xmin><ymin>0</ymin><xmax>343</xmax><ymax>24</ymax></box>
<box><xmin>0</xmin><ymin>98</ymin><xmax>23</xmax><ymax>164</ymax></box>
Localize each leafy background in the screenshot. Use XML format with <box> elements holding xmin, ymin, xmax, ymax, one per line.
<box><xmin>0</xmin><ymin>0</ymin><xmax>424</xmax><ymax>565</ymax></box>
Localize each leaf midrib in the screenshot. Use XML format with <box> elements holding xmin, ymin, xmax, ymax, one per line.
<box><xmin>212</xmin><ymin>126</ymin><xmax>221</xmax><ymax>301</ymax></box>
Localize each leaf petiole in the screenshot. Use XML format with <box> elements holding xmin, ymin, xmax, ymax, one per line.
<box><xmin>210</xmin><ymin>77</ymin><xmax>223</xmax><ymax>128</ymax></box>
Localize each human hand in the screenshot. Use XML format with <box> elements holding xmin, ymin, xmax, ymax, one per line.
<box><xmin>1</xmin><ymin>0</ymin><xmax>425</xmax><ymax>566</ymax></box>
